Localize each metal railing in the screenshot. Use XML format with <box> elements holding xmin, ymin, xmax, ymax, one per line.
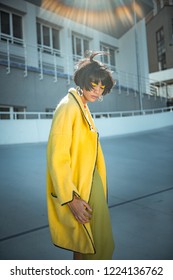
<box><xmin>0</xmin><ymin>111</ymin><xmax>53</xmax><ymax>120</ymax></box>
<box><xmin>0</xmin><ymin>35</ymin><xmax>170</xmax><ymax>99</ymax></box>
<box><xmin>92</xmin><ymin>106</ymin><xmax>173</xmax><ymax>119</ymax></box>
<box><xmin>0</xmin><ymin>106</ymin><xmax>172</xmax><ymax>120</ymax></box>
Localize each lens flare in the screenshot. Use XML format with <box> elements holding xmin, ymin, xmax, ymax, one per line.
<box><xmin>41</xmin><ymin>0</ymin><xmax>144</xmax><ymax>37</ymax></box>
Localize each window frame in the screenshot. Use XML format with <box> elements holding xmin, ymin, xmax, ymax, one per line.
<box><xmin>156</xmin><ymin>27</ymin><xmax>167</xmax><ymax>70</ymax></box>
<box><xmin>0</xmin><ymin>9</ymin><xmax>23</xmax><ymax>45</ymax></box>
<box><xmin>0</xmin><ymin>105</ymin><xmax>26</xmax><ymax>119</ymax></box>
<box><xmin>36</xmin><ymin>21</ymin><xmax>61</xmax><ymax>55</ymax></box>
<box><xmin>72</xmin><ymin>33</ymin><xmax>90</xmax><ymax>61</ymax></box>
<box><xmin>100</xmin><ymin>43</ymin><xmax>116</xmax><ymax>70</ymax></box>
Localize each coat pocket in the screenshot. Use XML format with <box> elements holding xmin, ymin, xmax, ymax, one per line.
<box><xmin>50</xmin><ymin>193</ymin><xmax>76</xmax><ymax>228</ymax></box>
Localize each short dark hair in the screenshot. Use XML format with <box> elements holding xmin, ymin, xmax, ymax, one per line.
<box><xmin>73</xmin><ymin>51</ymin><xmax>115</xmax><ymax>95</ymax></box>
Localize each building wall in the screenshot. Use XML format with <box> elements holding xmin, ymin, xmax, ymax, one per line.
<box><xmin>118</xmin><ymin>19</ymin><xmax>150</xmax><ymax>95</ymax></box>
<box><xmin>0</xmin><ymin>64</ymin><xmax>166</xmax><ymax>114</ymax></box>
<box><xmin>0</xmin><ymin>0</ymin><xmax>119</xmax><ymax>73</ymax></box>
<box><xmin>0</xmin><ymin>0</ymin><xmax>166</xmax><ymax>114</ymax></box>
<box><xmin>146</xmin><ymin>6</ymin><xmax>173</xmax><ymax>73</ymax></box>
<box><xmin>0</xmin><ymin>65</ymin><xmax>68</xmax><ymax>112</ymax></box>
<box><xmin>118</xmin><ymin>19</ymin><xmax>149</xmax><ymax>80</ymax></box>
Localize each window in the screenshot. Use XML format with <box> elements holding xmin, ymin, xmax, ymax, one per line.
<box><xmin>1</xmin><ymin>11</ymin><xmax>10</xmax><ymax>35</ymax></box>
<box><xmin>72</xmin><ymin>33</ymin><xmax>90</xmax><ymax>60</ymax></box>
<box><xmin>100</xmin><ymin>43</ymin><xmax>116</xmax><ymax>69</ymax></box>
<box><xmin>0</xmin><ymin>105</ymin><xmax>25</xmax><ymax>119</ymax></box>
<box><xmin>36</xmin><ymin>22</ymin><xmax>60</xmax><ymax>54</ymax></box>
<box><xmin>45</xmin><ymin>108</ymin><xmax>54</xmax><ymax>119</ymax></box>
<box><xmin>0</xmin><ymin>106</ymin><xmax>10</xmax><ymax>119</ymax></box>
<box><xmin>52</xmin><ymin>28</ymin><xmax>59</xmax><ymax>49</ymax></box>
<box><xmin>0</xmin><ymin>10</ymin><xmax>23</xmax><ymax>44</ymax></box>
<box><xmin>13</xmin><ymin>14</ymin><xmax>22</xmax><ymax>39</ymax></box>
<box><xmin>156</xmin><ymin>27</ymin><xmax>166</xmax><ymax>70</ymax></box>
<box><xmin>43</xmin><ymin>25</ymin><xmax>50</xmax><ymax>47</ymax></box>
<box><xmin>163</xmin><ymin>0</ymin><xmax>172</xmax><ymax>5</ymax></box>
<box><xmin>170</xmin><ymin>18</ymin><xmax>173</xmax><ymax>46</ymax></box>
<box><xmin>13</xmin><ymin>106</ymin><xmax>26</xmax><ymax>119</ymax></box>
<box><xmin>156</xmin><ymin>0</ymin><xmax>162</xmax><ymax>11</ymax></box>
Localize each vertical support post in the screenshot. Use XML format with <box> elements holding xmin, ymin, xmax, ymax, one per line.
<box><xmin>133</xmin><ymin>0</ymin><xmax>143</xmax><ymax>111</ymax></box>
<box><xmin>6</xmin><ymin>39</ymin><xmax>10</xmax><ymax>74</ymax></box>
<box><xmin>53</xmin><ymin>52</ymin><xmax>57</xmax><ymax>82</ymax></box>
<box><xmin>39</xmin><ymin>48</ymin><xmax>43</xmax><ymax>80</ymax></box>
<box><xmin>24</xmin><ymin>44</ymin><xmax>28</xmax><ymax>77</ymax></box>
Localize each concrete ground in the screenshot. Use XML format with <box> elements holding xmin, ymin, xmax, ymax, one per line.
<box><xmin>0</xmin><ymin>126</ymin><xmax>173</xmax><ymax>260</ymax></box>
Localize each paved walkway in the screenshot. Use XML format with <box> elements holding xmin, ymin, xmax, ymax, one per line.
<box><xmin>0</xmin><ymin>126</ymin><xmax>173</xmax><ymax>260</ymax></box>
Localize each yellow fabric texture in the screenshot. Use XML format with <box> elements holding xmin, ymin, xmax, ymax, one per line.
<box><xmin>82</xmin><ymin>168</ymin><xmax>115</xmax><ymax>260</ymax></box>
<box><xmin>47</xmin><ymin>88</ymin><xmax>107</xmax><ymax>254</ymax></box>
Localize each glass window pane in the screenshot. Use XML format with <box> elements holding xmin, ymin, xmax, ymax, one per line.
<box><xmin>76</xmin><ymin>37</ymin><xmax>82</xmax><ymax>55</ymax></box>
<box><xmin>52</xmin><ymin>28</ymin><xmax>59</xmax><ymax>50</ymax></box>
<box><xmin>156</xmin><ymin>27</ymin><xmax>166</xmax><ymax>70</ymax></box>
<box><xmin>0</xmin><ymin>107</ymin><xmax>10</xmax><ymax>120</ymax></box>
<box><xmin>110</xmin><ymin>49</ymin><xmax>115</xmax><ymax>66</ymax></box>
<box><xmin>1</xmin><ymin>11</ymin><xmax>10</xmax><ymax>35</ymax></box>
<box><xmin>160</xmin><ymin>28</ymin><xmax>164</xmax><ymax>39</ymax></box>
<box><xmin>12</xmin><ymin>14</ymin><xmax>22</xmax><ymax>39</ymax></box>
<box><xmin>72</xmin><ymin>35</ymin><xmax>75</xmax><ymax>54</ymax></box>
<box><xmin>37</xmin><ymin>22</ymin><xmax>41</xmax><ymax>44</ymax></box>
<box><xmin>43</xmin><ymin>25</ymin><xmax>50</xmax><ymax>46</ymax></box>
<box><xmin>104</xmin><ymin>54</ymin><xmax>108</xmax><ymax>64</ymax></box>
<box><xmin>103</xmin><ymin>46</ymin><xmax>108</xmax><ymax>63</ymax></box>
<box><xmin>156</xmin><ymin>31</ymin><xmax>160</xmax><ymax>42</ymax></box>
<box><xmin>83</xmin><ymin>39</ymin><xmax>89</xmax><ymax>53</ymax></box>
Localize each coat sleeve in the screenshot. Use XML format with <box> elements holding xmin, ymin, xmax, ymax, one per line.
<box><xmin>47</xmin><ymin>103</ymin><xmax>80</xmax><ymax>205</ymax></box>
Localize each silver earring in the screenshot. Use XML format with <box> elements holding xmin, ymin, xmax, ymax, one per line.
<box><xmin>98</xmin><ymin>95</ymin><xmax>103</xmax><ymax>102</ymax></box>
<box><xmin>76</xmin><ymin>86</ymin><xmax>83</xmax><ymax>96</ymax></box>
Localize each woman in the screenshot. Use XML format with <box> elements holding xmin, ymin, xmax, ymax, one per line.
<box><xmin>47</xmin><ymin>51</ymin><xmax>115</xmax><ymax>260</ymax></box>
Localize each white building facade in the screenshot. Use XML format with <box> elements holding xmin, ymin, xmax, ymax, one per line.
<box><xmin>0</xmin><ymin>0</ymin><xmax>166</xmax><ymax>118</ymax></box>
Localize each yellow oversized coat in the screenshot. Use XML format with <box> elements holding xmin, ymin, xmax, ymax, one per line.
<box><xmin>47</xmin><ymin>88</ymin><xmax>107</xmax><ymax>254</ymax></box>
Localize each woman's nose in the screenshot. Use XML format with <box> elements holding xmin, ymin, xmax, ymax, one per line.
<box><xmin>94</xmin><ymin>86</ymin><xmax>101</xmax><ymax>94</ymax></box>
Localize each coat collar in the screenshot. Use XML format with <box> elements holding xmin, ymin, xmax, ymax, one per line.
<box><xmin>68</xmin><ymin>88</ymin><xmax>86</xmax><ymax>115</ymax></box>
<box><xmin>68</xmin><ymin>88</ymin><xmax>97</xmax><ymax>132</ymax></box>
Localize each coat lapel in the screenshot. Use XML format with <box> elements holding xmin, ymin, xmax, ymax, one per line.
<box><xmin>68</xmin><ymin>88</ymin><xmax>97</xmax><ymax>132</ymax></box>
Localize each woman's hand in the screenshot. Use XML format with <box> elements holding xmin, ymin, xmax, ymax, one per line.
<box><xmin>68</xmin><ymin>196</ymin><xmax>92</xmax><ymax>224</ymax></box>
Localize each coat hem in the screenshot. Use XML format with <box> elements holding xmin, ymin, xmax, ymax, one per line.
<box><xmin>53</xmin><ymin>240</ymin><xmax>96</xmax><ymax>255</ymax></box>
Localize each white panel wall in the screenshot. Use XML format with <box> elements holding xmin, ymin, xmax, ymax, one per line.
<box><xmin>149</xmin><ymin>69</ymin><xmax>173</xmax><ymax>84</ymax></box>
<box><xmin>118</xmin><ymin>19</ymin><xmax>149</xmax><ymax>85</ymax></box>
<box><xmin>96</xmin><ymin>111</ymin><xmax>173</xmax><ymax>137</ymax></box>
<box><xmin>0</xmin><ymin>112</ymin><xmax>173</xmax><ymax>145</ymax></box>
<box><xmin>24</xmin><ymin>2</ymin><xmax>38</xmax><ymax>68</ymax></box>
